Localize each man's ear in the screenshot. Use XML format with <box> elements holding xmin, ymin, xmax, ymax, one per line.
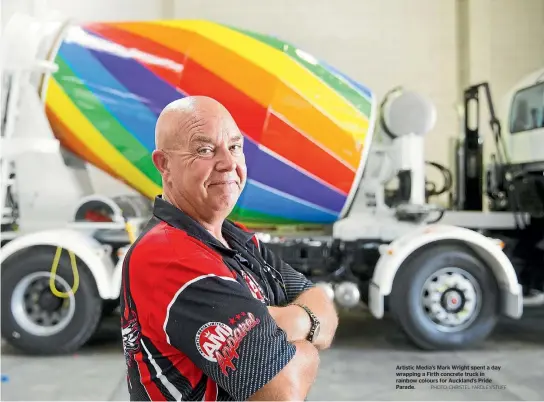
<box><xmin>152</xmin><ymin>150</ymin><xmax>168</xmax><ymax>175</ymax></box>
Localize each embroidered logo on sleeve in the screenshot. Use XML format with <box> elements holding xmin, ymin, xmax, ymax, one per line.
<box><xmin>195</xmin><ymin>312</ymin><xmax>261</xmax><ymax>376</ymax></box>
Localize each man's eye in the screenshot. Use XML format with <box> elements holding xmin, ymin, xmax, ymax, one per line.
<box><xmin>231</xmin><ymin>144</ymin><xmax>243</xmax><ymax>152</ymax></box>
<box><xmin>198</xmin><ymin>148</ymin><xmax>213</xmax><ymax>155</ymax></box>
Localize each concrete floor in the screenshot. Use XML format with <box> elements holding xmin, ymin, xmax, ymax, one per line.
<box><xmin>1</xmin><ymin>307</ymin><xmax>544</xmax><ymax>401</ymax></box>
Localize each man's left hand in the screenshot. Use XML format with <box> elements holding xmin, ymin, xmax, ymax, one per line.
<box><xmin>268</xmin><ymin>286</ymin><xmax>339</xmax><ymax>350</ymax></box>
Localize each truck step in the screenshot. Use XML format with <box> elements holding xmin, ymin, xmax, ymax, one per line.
<box><xmin>523</xmin><ymin>290</ymin><xmax>544</xmax><ymax>307</ymax></box>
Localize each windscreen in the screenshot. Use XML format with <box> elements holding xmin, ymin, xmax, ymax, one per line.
<box><xmin>509</xmin><ymin>82</ymin><xmax>544</xmax><ymax>134</ymax></box>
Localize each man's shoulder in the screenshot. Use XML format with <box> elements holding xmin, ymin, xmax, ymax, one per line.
<box><xmin>127</xmin><ymin>219</ymin><xmax>229</xmax><ymax>271</ymax></box>
<box><xmin>127</xmin><ymin>219</ymin><xmax>185</xmax><ymax>257</ymax></box>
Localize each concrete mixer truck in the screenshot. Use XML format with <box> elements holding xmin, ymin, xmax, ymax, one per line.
<box><xmin>1</xmin><ymin>11</ymin><xmax>540</xmax><ymax>356</ymax></box>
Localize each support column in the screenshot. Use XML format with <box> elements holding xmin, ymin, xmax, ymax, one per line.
<box><xmin>454</xmin><ymin>0</ymin><xmax>494</xmax><ymax>210</ymax></box>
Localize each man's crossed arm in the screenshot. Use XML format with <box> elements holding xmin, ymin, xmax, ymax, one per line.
<box><xmin>269</xmin><ymin>286</ymin><xmax>339</xmax><ymax>349</ymax></box>
<box><xmin>258</xmin><ymin>242</ymin><xmax>339</xmax><ymax>350</ymax></box>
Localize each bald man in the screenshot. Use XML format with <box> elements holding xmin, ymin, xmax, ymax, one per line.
<box><xmin>120</xmin><ymin>96</ymin><xmax>338</xmax><ymax>401</ymax></box>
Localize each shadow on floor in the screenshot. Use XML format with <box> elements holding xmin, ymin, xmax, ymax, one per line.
<box><xmin>332</xmin><ymin>306</ymin><xmax>544</xmax><ymax>351</ymax></box>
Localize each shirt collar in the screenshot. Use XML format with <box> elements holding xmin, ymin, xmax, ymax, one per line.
<box><xmin>152</xmin><ymin>195</ymin><xmax>256</xmax><ymax>250</ymax></box>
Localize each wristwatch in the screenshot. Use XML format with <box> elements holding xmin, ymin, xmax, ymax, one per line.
<box><xmin>294</xmin><ymin>303</ymin><xmax>320</xmax><ymax>343</ymax></box>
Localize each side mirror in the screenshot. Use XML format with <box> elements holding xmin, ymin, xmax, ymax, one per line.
<box><xmin>381</xmin><ymin>89</ymin><xmax>437</xmax><ymax>137</ymax></box>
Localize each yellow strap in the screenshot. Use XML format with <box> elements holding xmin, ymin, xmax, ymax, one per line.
<box><xmin>48</xmin><ymin>219</ymin><xmax>136</xmax><ymax>298</ymax></box>
<box><xmin>49</xmin><ymin>246</ymin><xmax>79</xmax><ymax>298</ymax></box>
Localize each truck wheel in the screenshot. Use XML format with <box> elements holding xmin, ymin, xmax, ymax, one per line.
<box><xmin>390</xmin><ymin>244</ymin><xmax>499</xmax><ymax>350</ymax></box>
<box><xmin>1</xmin><ymin>247</ymin><xmax>103</xmax><ymax>355</ymax></box>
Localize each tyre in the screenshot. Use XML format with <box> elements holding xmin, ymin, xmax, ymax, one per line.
<box><xmin>1</xmin><ymin>246</ymin><xmax>103</xmax><ymax>355</ymax></box>
<box><xmin>389</xmin><ymin>243</ymin><xmax>499</xmax><ymax>350</ymax></box>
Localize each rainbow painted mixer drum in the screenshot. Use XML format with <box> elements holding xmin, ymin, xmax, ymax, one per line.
<box><xmin>44</xmin><ymin>20</ymin><xmax>376</xmax><ymax>226</ymax></box>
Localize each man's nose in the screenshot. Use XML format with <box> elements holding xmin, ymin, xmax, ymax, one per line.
<box><xmin>215</xmin><ymin>147</ymin><xmax>237</xmax><ymax>171</ymax></box>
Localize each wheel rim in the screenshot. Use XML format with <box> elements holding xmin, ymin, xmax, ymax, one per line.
<box><xmin>11</xmin><ymin>271</ymin><xmax>76</xmax><ymax>337</ymax></box>
<box><xmin>420</xmin><ymin>267</ymin><xmax>482</xmax><ymax>332</ymax></box>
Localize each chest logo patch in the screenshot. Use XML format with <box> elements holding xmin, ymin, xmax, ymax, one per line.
<box><xmin>240</xmin><ymin>270</ymin><xmax>266</xmax><ymax>303</ymax></box>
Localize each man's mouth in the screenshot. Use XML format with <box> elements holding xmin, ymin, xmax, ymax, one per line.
<box><xmin>209</xmin><ymin>180</ymin><xmax>238</xmax><ymax>186</ymax></box>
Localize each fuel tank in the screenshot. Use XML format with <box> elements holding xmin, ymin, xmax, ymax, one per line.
<box><xmin>43</xmin><ymin>19</ymin><xmax>377</xmax><ymax>226</ymax></box>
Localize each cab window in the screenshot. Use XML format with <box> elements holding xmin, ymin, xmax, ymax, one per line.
<box><xmin>509</xmin><ymin>82</ymin><xmax>544</xmax><ymax>134</ymax></box>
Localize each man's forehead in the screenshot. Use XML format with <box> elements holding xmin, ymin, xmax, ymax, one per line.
<box><xmin>187</xmin><ymin>128</ymin><xmax>243</xmax><ymax>144</ymax></box>
<box><xmin>156</xmin><ymin>96</ymin><xmax>242</xmax><ymax>149</ymax></box>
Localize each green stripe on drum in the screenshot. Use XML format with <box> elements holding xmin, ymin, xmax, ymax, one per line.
<box><xmin>230</xmin><ymin>206</ymin><xmax>307</xmax><ymax>225</ymax></box>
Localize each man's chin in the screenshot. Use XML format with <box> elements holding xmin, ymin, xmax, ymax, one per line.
<box><xmin>209</xmin><ymin>194</ymin><xmax>240</xmax><ymax>214</ymax></box>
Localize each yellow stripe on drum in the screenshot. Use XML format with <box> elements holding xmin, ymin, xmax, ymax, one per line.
<box><xmin>45</xmin><ymin>79</ymin><xmax>163</xmax><ymax>199</ymax></box>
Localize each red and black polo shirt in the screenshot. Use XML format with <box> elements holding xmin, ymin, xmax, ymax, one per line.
<box><xmin>120</xmin><ymin>196</ymin><xmax>315</xmax><ymax>401</ymax></box>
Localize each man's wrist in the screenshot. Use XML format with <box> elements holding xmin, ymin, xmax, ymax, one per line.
<box><xmin>287</xmin><ymin>304</ymin><xmax>312</xmax><ymax>341</ymax></box>
<box><xmin>291</xmin><ymin>303</ymin><xmax>321</xmax><ymax>343</ymax></box>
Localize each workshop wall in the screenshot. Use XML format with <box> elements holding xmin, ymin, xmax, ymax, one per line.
<box><xmin>1</xmin><ymin>0</ymin><xmax>165</xmax><ymax>26</ymax></box>
<box><xmin>490</xmin><ymin>0</ymin><xmax>544</xmax><ymax>113</ymax></box>
<box><xmin>460</xmin><ymin>0</ymin><xmax>544</xmax><ymax>173</ymax></box>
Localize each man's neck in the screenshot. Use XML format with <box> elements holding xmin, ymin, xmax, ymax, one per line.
<box><xmin>162</xmin><ymin>192</ymin><xmax>229</xmax><ymax>248</ymax></box>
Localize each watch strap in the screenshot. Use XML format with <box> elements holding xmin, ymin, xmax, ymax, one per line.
<box><xmin>293</xmin><ymin>303</ymin><xmax>320</xmax><ymax>342</ymax></box>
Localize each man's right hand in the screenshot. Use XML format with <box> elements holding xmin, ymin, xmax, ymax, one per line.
<box><xmin>247</xmin><ymin>340</ymin><xmax>320</xmax><ymax>401</ymax></box>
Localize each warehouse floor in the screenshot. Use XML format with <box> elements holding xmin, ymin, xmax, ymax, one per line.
<box><xmin>2</xmin><ymin>308</ymin><xmax>543</xmax><ymax>401</ymax></box>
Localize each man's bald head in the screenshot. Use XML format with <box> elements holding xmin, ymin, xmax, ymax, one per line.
<box><xmin>154</xmin><ymin>96</ymin><xmax>232</xmax><ymax>151</ymax></box>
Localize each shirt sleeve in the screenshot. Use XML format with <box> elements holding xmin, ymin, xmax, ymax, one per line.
<box><xmin>258</xmin><ymin>240</ymin><xmax>316</xmax><ymax>303</ymax></box>
<box><xmin>148</xmin><ymin>251</ymin><xmax>296</xmax><ymax>401</ymax></box>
